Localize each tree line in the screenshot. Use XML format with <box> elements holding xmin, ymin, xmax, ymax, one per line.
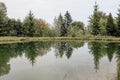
<box><xmin>88</xmin><ymin>2</ymin><xmax>120</xmax><ymax>37</ymax></box>
<box><xmin>0</xmin><ymin>2</ymin><xmax>120</xmax><ymax>37</ymax></box>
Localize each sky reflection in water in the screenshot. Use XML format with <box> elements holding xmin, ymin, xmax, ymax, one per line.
<box><xmin>0</xmin><ymin>41</ymin><xmax>119</xmax><ymax>80</ymax></box>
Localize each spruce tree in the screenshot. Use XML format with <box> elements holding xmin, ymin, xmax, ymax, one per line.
<box><xmin>23</xmin><ymin>10</ymin><xmax>36</xmax><ymax>37</ymax></box>
<box><xmin>58</xmin><ymin>14</ymin><xmax>66</xmax><ymax>36</ymax></box>
<box><xmin>116</xmin><ymin>6</ymin><xmax>120</xmax><ymax>37</ymax></box>
<box><xmin>54</xmin><ymin>13</ymin><xmax>68</xmax><ymax>36</ymax></box>
<box><xmin>64</xmin><ymin>11</ymin><xmax>72</xmax><ymax>28</ymax></box>
<box><xmin>0</xmin><ymin>2</ymin><xmax>7</xmax><ymax>36</ymax></box>
<box><xmin>5</xmin><ymin>19</ymin><xmax>16</xmax><ymax>36</ymax></box>
<box><xmin>64</xmin><ymin>11</ymin><xmax>72</xmax><ymax>36</ymax></box>
<box><xmin>54</xmin><ymin>14</ymin><xmax>64</xmax><ymax>36</ymax></box>
<box><xmin>91</xmin><ymin>2</ymin><xmax>101</xmax><ymax>35</ymax></box>
<box><xmin>14</xmin><ymin>19</ymin><xmax>24</xmax><ymax>36</ymax></box>
<box><xmin>106</xmin><ymin>13</ymin><xmax>116</xmax><ymax>36</ymax></box>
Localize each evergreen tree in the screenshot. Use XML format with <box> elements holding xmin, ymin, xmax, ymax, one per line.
<box><xmin>64</xmin><ymin>11</ymin><xmax>72</xmax><ymax>28</ymax></box>
<box><xmin>106</xmin><ymin>13</ymin><xmax>116</xmax><ymax>36</ymax></box>
<box><xmin>58</xmin><ymin>14</ymin><xmax>66</xmax><ymax>36</ymax></box>
<box><xmin>64</xmin><ymin>11</ymin><xmax>72</xmax><ymax>36</ymax></box>
<box><xmin>0</xmin><ymin>2</ymin><xmax>7</xmax><ymax>36</ymax></box>
<box><xmin>5</xmin><ymin>19</ymin><xmax>16</xmax><ymax>36</ymax></box>
<box><xmin>116</xmin><ymin>6</ymin><xmax>120</xmax><ymax>37</ymax></box>
<box><xmin>98</xmin><ymin>12</ymin><xmax>107</xmax><ymax>36</ymax></box>
<box><xmin>54</xmin><ymin>17</ymin><xmax>60</xmax><ymax>32</ymax></box>
<box><xmin>88</xmin><ymin>11</ymin><xmax>107</xmax><ymax>36</ymax></box>
<box><xmin>14</xmin><ymin>19</ymin><xmax>24</xmax><ymax>36</ymax></box>
<box><xmin>91</xmin><ymin>2</ymin><xmax>101</xmax><ymax>35</ymax></box>
<box><xmin>54</xmin><ymin>14</ymin><xmax>66</xmax><ymax>36</ymax></box>
<box><xmin>54</xmin><ymin>14</ymin><xmax>64</xmax><ymax>36</ymax></box>
<box><xmin>23</xmin><ymin>10</ymin><xmax>36</xmax><ymax>37</ymax></box>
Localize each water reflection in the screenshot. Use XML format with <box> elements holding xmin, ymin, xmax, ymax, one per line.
<box><xmin>116</xmin><ymin>43</ymin><xmax>120</xmax><ymax>80</ymax></box>
<box><xmin>88</xmin><ymin>42</ymin><xmax>105</xmax><ymax>71</ymax></box>
<box><xmin>24</xmin><ymin>42</ymin><xmax>52</xmax><ymax>66</ymax></box>
<box><xmin>0</xmin><ymin>44</ymin><xmax>10</xmax><ymax>76</ymax></box>
<box><xmin>0</xmin><ymin>41</ymin><xmax>53</xmax><ymax>76</ymax></box>
<box><xmin>0</xmin><ymin>41</ymin><xmax>120</xmax><ymax>80</ymax></box>
<box><xmin>54</xmin><ymin>41</ymin><xmax>84</xmax><ymax>59</ymax></box>
<box><xmin>88</xmin><ymin>42</ymin><xmax>120</xmax><ymax>80</ymax></box>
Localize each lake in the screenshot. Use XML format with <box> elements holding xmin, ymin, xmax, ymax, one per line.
<box><xmin>0</xmin><ymin>41</ymin><xmax>119</xmax><ymax>80</ymax></box>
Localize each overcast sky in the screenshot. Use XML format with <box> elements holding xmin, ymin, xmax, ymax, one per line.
<box><xmin>0</xmin><ymin>0</ymin><xmax>120</xmax><ymax>25</ymax></box>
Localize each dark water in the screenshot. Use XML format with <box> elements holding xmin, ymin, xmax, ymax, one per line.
<box><xmin>0</xmin><ymin>41</ymin><xmax>119</xmax><ymax>80</ymax></box>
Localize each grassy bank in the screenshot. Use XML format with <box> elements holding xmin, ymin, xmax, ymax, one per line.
<box><xmin>0</xmin><ymin>36</ymin><xmax>120</xmax><ymax>44</ymax></box>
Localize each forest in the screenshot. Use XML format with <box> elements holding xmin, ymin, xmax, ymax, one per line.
<box><xmin>0</xmin><ymin>2</ymin><xmax>120</xmax><ymax>37</ymax></box>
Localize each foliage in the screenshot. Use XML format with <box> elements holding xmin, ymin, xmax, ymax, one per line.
<box><xmin>35</xmin><ymin>19</ymin><xmax>49</xmax><ymax>36</ymax></box>
<box><xmin>67</xmin><ymin>26</ymin><xmax>83</xmax><ymax>37</ymax></box>
<box><xmin>106</xmin><ymin>13</ymin><xmax>116</xmax><ymax>36</ymax></box>
<box><xmin>54</xmin><ymin>11</ymin><xmax>73</xmax><ymax>36</ymax></box>
<box><xmin>23</xmin><ymin>10</ymin><xmax>36</xmax><ymax>37</ymax></box>
<box><xmin>0</xmin><ymin>2</ymin><xmax>120</xmax><ymax>37</ymax></box>
<box><xmin>0</xmin><ymin>2</ymin><xmax>7</xmax><ymax>36</ymax></box>
<box><xmin>90</xmin><ymin>2</ymin><xmax>101</xmax><ymax>35</ymax></box>
<box><xmin>42</xmin><ymin>27</ymin><xmax>59</xmax><ymax>37</ymax></box>
<box><xmin>116</xmin><ymin>7</ymin><xmax>120</xmax><ymax>37</ymax></box>
<box><xmin>58</xmin><ymin>14</ymin><xmax>66</xmax><ymax>36</ymax></box>
<box><xmin>67</xmin><ymin>21</ymin><xmax>85</xmax><ymax>37</ymax></box>
<box><xmin>99</xmin><ymin>17</ymin><xmax>107</xmax><ymax>35</ymax></box>
<box><xmin>64</xmin><ymin>11</ymin><xmax>72</xmax><ymax>29</ymax></box>
<box><xmin>15</xmin><ymin>19</ymin><xmax>24</xmax><ymax>36</ymax></box>
<box><xmin>72</xmin><ymin>21</ymin><xmax>84</xmax><ymax>31</ymax></box>
<box><xmin>88</xmin><ymin>3</ymin><xmax>108</xmax><ymax>36</ymax></box>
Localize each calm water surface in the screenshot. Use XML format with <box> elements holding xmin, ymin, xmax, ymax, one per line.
<box><xmin>0</xmin><ymin>41</ymin><xmax>119</xmax><ymax>80</ymax></box>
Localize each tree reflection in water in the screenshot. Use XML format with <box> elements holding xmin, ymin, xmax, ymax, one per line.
<box><xmin>0</xmin><ymin>41</ymin><xmax>120</xmax><ymax>80</ymax></box>
<box><xmin>88</xmin><ymin>42</ymin><xmax>120</xmax><ymax>80</ymax></box>
<box><xmin>0</xmin><ymin>41</ymin><xmax>53</xmax><ymax>76</ymax></box>
<box><xmin>54</xmin><ymin>41</ymin><xmax>84</xmax><ymax>59</ymax></box>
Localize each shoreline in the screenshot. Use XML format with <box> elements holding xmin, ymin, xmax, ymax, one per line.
<box><xmin>0</xmin><ymin>36</ymin><xmax>120</xmax><ymax>44</ymax></box>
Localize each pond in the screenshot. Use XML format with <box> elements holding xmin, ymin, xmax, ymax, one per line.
<box><xmin>0</xmin><ymin>41</ymin><xmax>119</xmax><ymax>80</ymax></box>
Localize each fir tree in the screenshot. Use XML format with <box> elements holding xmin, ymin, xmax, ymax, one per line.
<box><xmin>61</xmin><ymin>11</ymin><xmax>73</xmax><ymax>36</ymax></box>
<box><xmin>106</xmin><ymin>13</ymin><xmax>116</xmax><ymax>36</ymax></box>
<box><xmin>116</xmin><ymin>6</ymin><xmax>120</xmax><ymax>36</ymax></box>
<box><xmin>23</xmin><ymin>10</ymin><xmax>36</xmax><ymax>37</ymax></box>
<box><xmin>58</xmin><ymin>14</ymin><xmax>66</xmax><ymax>36</ymax></box>
<box><xmin>91</xmin><ymin>2</ymin><xmax>101</xmax><ymax>35</ymax></box>
<box><xmin>0</xmin><ymin>2</ymin><xmax>7</xmax><ymax>36</ymax></box>
<box><xmin>64</xmin><ymin>11</ymin><xmax>72</xmax><ymax>28</ymax></box>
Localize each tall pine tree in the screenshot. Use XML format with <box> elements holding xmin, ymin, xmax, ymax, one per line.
<box><xmin>91</xmin><ymin>2</ymin><xmax>101</xmax><ymax>35</ymax></box>
<box><xmin>58</xmin><ymin>14</ymin><xmax>66</xmax><ymax>36</ymax></box>
<box><xmin>63</xmin><ymin>11</ymin><xmax>72</xmax><ymax>36</ymax></box>
<box><xmin>64</xmin><ymin>11</ymin><xmax>72</xmax><ymax>28</ymax></box>
<box><xmin>54</xmin><ymin>14</ymin><xmax>64</xmax><ymax>36</ymax></box>
<box><xmin>14</xmin><ymin>19</ymin><xmax>24</xmax><ymax>36</ymax></box>
<box><xmin>116</xmin><ymin>6</ymin><xmax>120</xmax><ymax>37</ymax></box>
<box><xmin>23</xmin><ymin>10</ymin><xmax>36</xmax><ymax>37</ymax></box>
<box><xmin>106</xmin><ymin>13</ymin><xmax>116</xmax><ymax>36</ymax></box>
<box><xmin>0</xmin><ymin>2</ymin><xmax>7</xmax><ymax>36</ymax></box>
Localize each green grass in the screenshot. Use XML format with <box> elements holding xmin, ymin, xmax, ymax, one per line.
<box><xmin>0</xmin><ymin>36</ymin><xmax>120</xmax><ymax>44</ymax></box>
